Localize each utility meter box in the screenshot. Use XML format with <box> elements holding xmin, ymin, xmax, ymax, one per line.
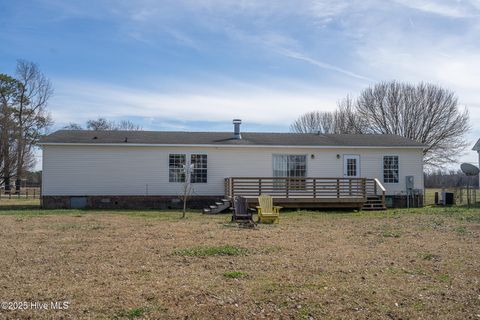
<box><xmin>406</xmin><ymin>176</ymin><xmax>414</xmax><ymax>191</ymax></box>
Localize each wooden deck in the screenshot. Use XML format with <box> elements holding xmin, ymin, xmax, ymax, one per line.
<box><xmin>224</xmin><ymin>177</ymin><xmax>386</xmax><ymax>209</ymax></box>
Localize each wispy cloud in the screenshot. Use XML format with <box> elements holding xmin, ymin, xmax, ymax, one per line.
<box><xmin>278</xmin><ymin>48</ymin><xmax>372</xmax><ymax>81</ymax></box>
<box><xmin>393</xmin><ymin>0</ymin><xmax>480</xmax><ymax>18</ymax></box>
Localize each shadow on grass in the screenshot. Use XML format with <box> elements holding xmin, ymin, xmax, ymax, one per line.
<box><xmin>0</xmin><ymin>206</ymin><xmax>215</xmax><ymax>220</ymax></box>
<box><xmin>0</xmin><ymin>204</ymin><xmax>41</xmax><ymax>211</ymax></box>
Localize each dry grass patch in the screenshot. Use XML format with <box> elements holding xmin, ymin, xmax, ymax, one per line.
<box><xmin>0</xmin><ymin>207</ymin><xmax>479</xmax><ymax>319</ymax></box>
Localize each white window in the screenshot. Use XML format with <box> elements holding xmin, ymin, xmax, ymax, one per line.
<box><xmin>169</xmin><ymin>154</ymin><xmax>186</xmax><ymax>182</ymax></box>
<box><xmin>169</xmin><ymin>154</ymin><xmax>208</xmax><ymax>183</ymax></box>
<box><xmin>273</xmin><ymin>155</ymin><xmax>307</xmax><ymax>177</ymax></box>
<box><xmin>383</xmin><ymin>156</ymin><xmax>399</xmax><ymax>183</ymax></box>
<box><xmin>191</xmin><ymin>154</ymin><xmax>207</xmax><ymax>183</ymax></box>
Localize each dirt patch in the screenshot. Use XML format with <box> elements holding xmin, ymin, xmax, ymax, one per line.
<box><xmin>0</xmin><ymin>209</ymin><xmax>479</xmax><ymax>319</ymax></box>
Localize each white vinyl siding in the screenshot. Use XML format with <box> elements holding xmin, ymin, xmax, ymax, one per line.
<box><xmin>42</xmin><ymin>145</ymin><xmax>424</xmax><ymax>196</ymax></box>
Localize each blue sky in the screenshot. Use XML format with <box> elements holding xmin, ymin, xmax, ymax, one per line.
<box><xmin>0</xmin><ymin>0</ymin><xmax>479</xmax><ymax>167</ymax></box>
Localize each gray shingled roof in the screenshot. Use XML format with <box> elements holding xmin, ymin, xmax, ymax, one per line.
<box><xmin>39</xmin><ymin>130</ymin><xmax>426</xmax><ymax>147</ymax></box>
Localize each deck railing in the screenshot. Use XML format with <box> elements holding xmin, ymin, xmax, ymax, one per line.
<box><xmin>225</xmin><ymin>177</ymin><xmax>385</xmax><ymax>200</ymax></box>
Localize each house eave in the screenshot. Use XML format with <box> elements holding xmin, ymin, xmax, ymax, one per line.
<box><xmin>38</xmin><ymin>142</ymin><xmax>426</xmax><ymax>149</ymax></box>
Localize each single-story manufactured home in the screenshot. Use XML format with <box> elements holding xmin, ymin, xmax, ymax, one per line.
<box><xmin>39</xmin><ymin>120</ymin><xmax>425</xmax><ymax>210</ymax></box>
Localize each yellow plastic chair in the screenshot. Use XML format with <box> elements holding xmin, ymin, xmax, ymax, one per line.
<box><xmin>256</xmin><ymin>195</ymin><xmax>282</xmax><ymax>224</ymax></box>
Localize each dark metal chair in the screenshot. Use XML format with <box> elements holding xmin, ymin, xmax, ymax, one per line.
<box><xmin>231</xmin><ymin>196</ymin><xmax>253</xmax><ymax>223</ymax></box>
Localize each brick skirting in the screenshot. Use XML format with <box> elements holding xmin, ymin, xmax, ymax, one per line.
<box><xmin>42</xmin><ymin>195</ymin><xmax>223</xmax><ymax>209</ymax></box>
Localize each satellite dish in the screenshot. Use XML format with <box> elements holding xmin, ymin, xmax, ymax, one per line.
<box><xmin>461</xmin><ymin>163</ymin><xmax>480</xmax><ymax>176</ymax></box>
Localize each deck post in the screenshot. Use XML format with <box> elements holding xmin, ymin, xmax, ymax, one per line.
<box><xmin>313</xmin><ymin>178</ymin><xmax>317</xmax><ymax>198</ymax></box>
<box><xmin>362</xmin><ymin>178</ymin><xmax>366</xmax><ymax>199</ymax></box>
<box><xmin>258</xmin><ymin>178</ymin><xmax>262</xmax><ymax>196</ymax></box>
<box><xmin>230</xmin><ymin>177</ymin><xmax>234</xmax><ymax>198</ymax></box>
<box><xmin>286</xmin><ymin>178</ymin><xmax>289</xmax><ymax>199</ymax></box>
<box><xmin>336</xmin><ymin>179</ymin><xmax>340</xmax><ymax>198</ymax></box>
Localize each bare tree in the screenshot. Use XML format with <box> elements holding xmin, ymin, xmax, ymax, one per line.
<box><xmin>13</xmin><ymin>61</ymin><xmax>53</xmax><ymax>192</ymax></box>
<box><xmin>63</xmin><ymin>123</ymin><xmax>83</xmax><ymax>130</ymax></box>
<box><xmin>291</xmin><ymin>81</ymin><xmax>469</xmax><ymax>168</ymax></box>
<box><xmin>86</xmin><ymin>118</ymin><xmax>116</xmax><ymax>131</ymax></box>
<box><xmin>334</xmin><ymin>96</ymin><xmax>365</xmax><ymax>134</ymax></box>
<box><xmin>117</xmin><ymin>120</ymin><xmax>142</xmax><ymax>131</ymax></box>
<box><xmin>68</xmin><ymin>118</ymin><xmax>142</xmax><ymax>131</ymax></box>
<box><xmin>290</xmin><ymin>111</ymin><xmax>335</xmax><ymax>133</ymax></box>
<box><xmin>290</xmin><ymin>99</ymin><xmax>363</xmax><ymax>134</ymax></box>
<box><xmin>355</xmin><ymin>81</ymin><xmax>469</xmax><ymax>167</ymax></box>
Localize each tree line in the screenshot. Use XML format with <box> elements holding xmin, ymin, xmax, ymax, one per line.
<box><xmin>291</xmin><ymin>81</ymin><xmax>470</xmax><ymax>168</ymax></box>
<box><xmin>424</xmin><ymin>170</ymin><xmax>478</xmax><ymax>189</ymax></box>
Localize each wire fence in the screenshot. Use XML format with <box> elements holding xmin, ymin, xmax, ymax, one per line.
<box><xmin>424</xmin><ymin>188</ymin><xmax>478</xmax><ymax>206</ymax></box>
<box><xmin>0</xmin><ymin>187</ymin><xmax>41</xmax><ymax>199</ymax></box>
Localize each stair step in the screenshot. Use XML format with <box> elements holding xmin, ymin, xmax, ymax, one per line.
<box><xmin>215</xmin><ymin>202</ymin><xmax>224</xmax><ymax>206</ymax></box>
<box><xmin>203</xmin><ymin>208</ymin><xmax>211</xmax><ymax>213</ymax></box>
<box><xmin>209</xmin><ymin>205</ymin><xmax>217</xmax><ymax>209</ymax></box>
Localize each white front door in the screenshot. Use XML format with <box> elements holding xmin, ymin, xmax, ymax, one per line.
<box><xmin>343</xmin><ymin>155</ymin><xmax>360</xmax><ymax>178</ymax></box>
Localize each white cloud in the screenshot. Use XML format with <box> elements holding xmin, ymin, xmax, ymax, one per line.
<box><xmin>50</xmin><ymin>78</ymin><xmax>347</xmax><ymax>129</ymax></box>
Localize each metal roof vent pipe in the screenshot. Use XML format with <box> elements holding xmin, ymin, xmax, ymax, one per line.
<box><xmin>233</xmin><ymin>119</ymin><xmax>242</xmax><ymax>139</ymax></box>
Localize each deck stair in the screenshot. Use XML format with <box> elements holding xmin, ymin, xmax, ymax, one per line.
<box><xmin>203</xmin><ymin>199</ymin><xmax>231</xmax><ymax>214</ymax></box>
<box><xmin>362</xmin><ymin>195</ymin><xmax>387</xmax><ymax>210</ymax></box>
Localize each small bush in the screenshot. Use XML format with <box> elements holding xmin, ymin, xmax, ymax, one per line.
<box><xmin>223</xmin><ymin>271</ymin><xmax>247</xmax><ymax>278</ymax></box>
<box><xmin>174</xmin><ymin>245</ymin><xmax>248</xmax><ymax>257</ymax></box>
